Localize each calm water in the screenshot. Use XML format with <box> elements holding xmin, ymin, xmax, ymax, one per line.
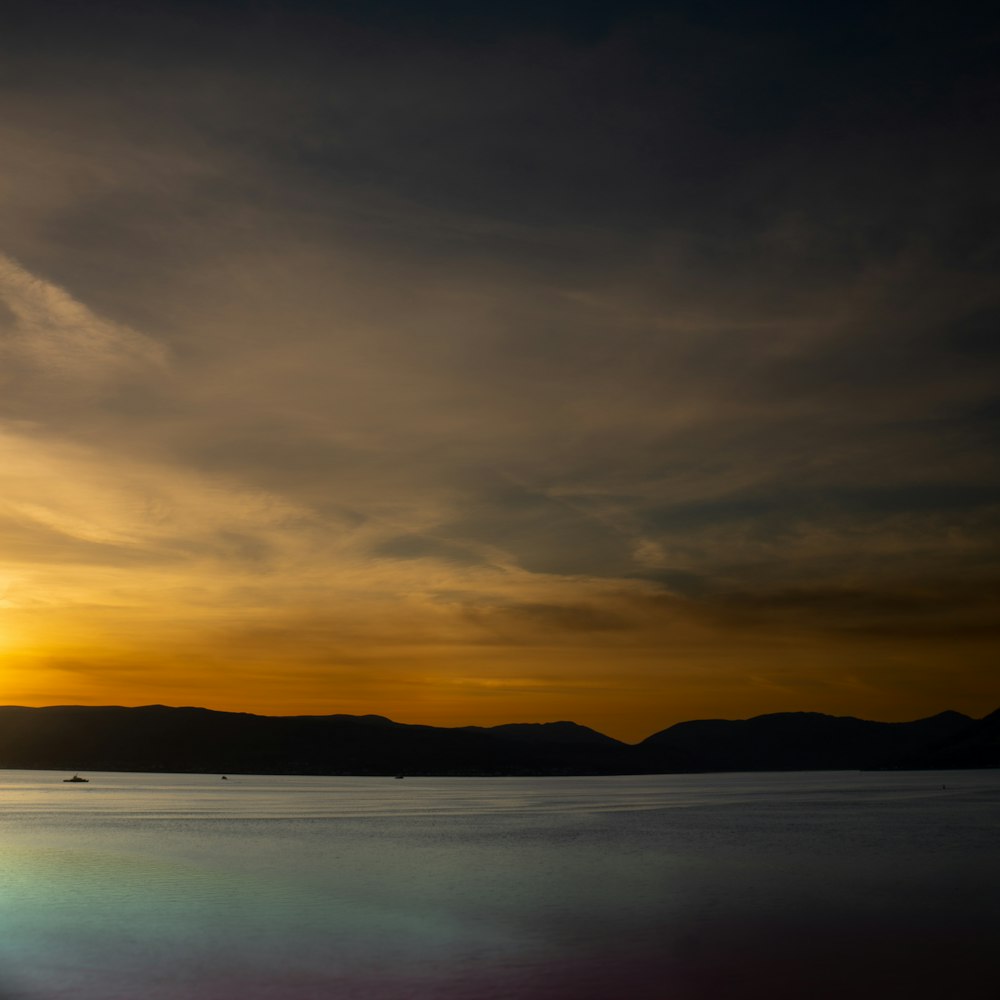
<box><xmin>0</xmin><ymin>769</ymin><xmax>997</xmax><ymax>999</ymax></box>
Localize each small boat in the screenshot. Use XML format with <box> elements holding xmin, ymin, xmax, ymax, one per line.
<box><xmin>394</xmin><ymin>775</ymin><xmax>405</xmax><ymax>779</ymax></box>
<box><xmin>63</xmin><ymin>774</ymin><xmax>89</xmax><ymax>783</ymax></box>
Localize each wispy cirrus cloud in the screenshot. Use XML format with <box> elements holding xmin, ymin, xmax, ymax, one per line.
<box><xmin>0</xmin><ymin>253</ymin><xmax>166</xmax><ymax>386</ymax></box>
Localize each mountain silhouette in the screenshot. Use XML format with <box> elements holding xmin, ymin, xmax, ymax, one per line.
<box><xmin>639</xmin><ymin>710</ymin><xmax>979</xmax><ymax>771</ymax></box>
<box><xmin>0</xmin><ymin>705</ymin><xmax>995</xmax><ymax>776</ymax></box>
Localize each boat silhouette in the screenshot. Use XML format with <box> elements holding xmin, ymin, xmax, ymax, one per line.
<box><xmin>63</xmin><ymin>774</ymin><xmax>89</xmax><ymax>783</ymax></box>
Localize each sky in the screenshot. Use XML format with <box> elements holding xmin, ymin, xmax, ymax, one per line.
<box><xmin>1</xmin><ymin>1</ymin><xmax>998</xmax><ymax>741</ymax></box>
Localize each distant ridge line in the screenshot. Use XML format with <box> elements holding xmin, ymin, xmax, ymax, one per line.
<box><xmin>0</xmin><ymin>704</ymin><xmax>996</xmax><ymax>776</ymax></box>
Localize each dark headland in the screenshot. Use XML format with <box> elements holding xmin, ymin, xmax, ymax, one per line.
<box><xmin>1</xmin><ymin>705</ymin><xmax>997</xmax><ymax>776</ymax></box>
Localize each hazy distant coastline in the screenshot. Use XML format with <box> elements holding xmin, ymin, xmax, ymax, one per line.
<box><xmin>0</xmin><ymin>704</ymin><xmax>996</xmax><ymax>777</ymax></box>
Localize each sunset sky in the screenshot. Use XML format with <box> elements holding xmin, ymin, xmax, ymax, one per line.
<box><xmin>1</xmin><ymin>1</ymin><xmax>998</xmax><ymax>740</ymax></box>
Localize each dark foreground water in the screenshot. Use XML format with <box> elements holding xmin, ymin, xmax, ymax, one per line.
<box><xmin>0</xmin><ymin>769</ymin><xmax>997</xmax><ymax>999</ymax></box>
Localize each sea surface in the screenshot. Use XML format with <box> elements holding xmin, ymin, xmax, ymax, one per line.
<box><xmin>0</xmin><ymin>769</ymin><xmax>997</xmax><ymax>999</ymax></box>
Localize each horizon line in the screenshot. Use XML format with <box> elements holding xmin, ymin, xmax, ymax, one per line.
<box><xmin>1</xmin><ymin>702</ymin><xmax>989</xmax><ymax>748</ymax></box>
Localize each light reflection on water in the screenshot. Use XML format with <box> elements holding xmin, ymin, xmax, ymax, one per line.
<box><xmin>0</xmin><ymin>769</ymin><xmax>998</xmax><ymax>999</ymax></box>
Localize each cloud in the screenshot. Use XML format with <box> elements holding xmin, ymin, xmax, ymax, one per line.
<box><xmin>369</xmin><ymin>534</ymin><xmax>488</xmax><ymax>567</ymax></box>
<box><xmin>496</xmin><ymin>601</ymin><xmax>631</xmax><ymax>633</ymax></box>
<box><xmin>691</xmin><ymin>579</ymin><xmax>1000</xmax><ymax>641</ymax></box>
<box><xmin>0</xmin><ymin>253</ymin><xmax>166</xmax><ymax>385</ymax></box>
